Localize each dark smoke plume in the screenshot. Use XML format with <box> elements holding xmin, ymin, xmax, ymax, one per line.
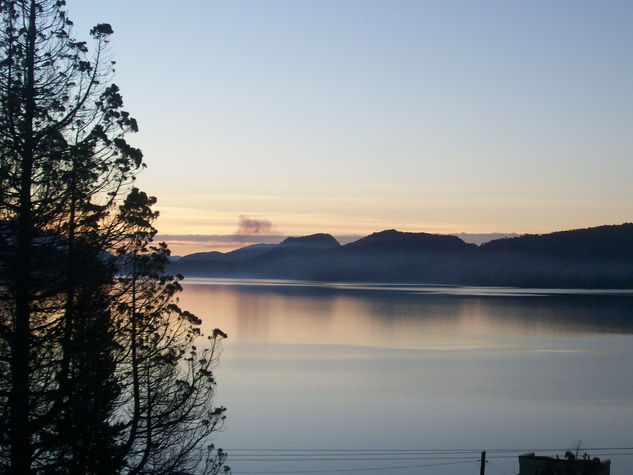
<box><xmin>236</xmin><ymin>215</ymin><xmax>273</xmax><ymax>235</ymax></box>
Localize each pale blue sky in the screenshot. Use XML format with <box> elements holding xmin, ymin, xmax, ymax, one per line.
<box><xmin>67</xmin><ymin>1</ymin><xmax>632</xmax><ymax>242</ymax></box>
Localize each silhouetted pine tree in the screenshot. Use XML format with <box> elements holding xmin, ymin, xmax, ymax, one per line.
<box><xmin>114</xmin><ymin>189</ymin><xmax>227</xmax><ymax>474</ymax></box>
<box><xmin>0</xmin><ymin>1</ymin><xmax>228</xmax><ymax>473</ymax></box>
<box><xmin>42</xmin><ymin>246</ymin><xmax>125</xmax><ymax>473</ymax></box>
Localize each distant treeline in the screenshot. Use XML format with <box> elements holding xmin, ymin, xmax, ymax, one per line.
<box><xmin>170</xmin><ymin>224</ymin><xmax>633</xmax><ymax>288</ymax></box>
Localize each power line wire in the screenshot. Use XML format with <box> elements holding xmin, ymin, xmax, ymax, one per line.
<box><xmin>225</xmin><ymin>446</ymin><xmax>633</xmax><ymax>473</ymax></box>
<box><xmin>226</xmin><ymin>446</ymin><xmax>633</xmax><ymax>453</ymax></box>
<box><xmin>227</xmin><ymin>456</ymin><xmax>481</xmax><ymax>462</ymax></box>
<box><xmin>225</xmin><ymin>448</ymin><xmax>633</xmax><ymax>460</ymax></box>
<box><xmin>232</xmin><ymin>458</ymin><xmax>479</xmax><ymax>474</ymax></box>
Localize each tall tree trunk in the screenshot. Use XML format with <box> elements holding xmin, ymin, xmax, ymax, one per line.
<box><xmin>10</xmin><ymin>2</ymin><xmax>37</xmax><ymax>472</ymax></box>
<box><xmin>60</xmin><ymin>159</ymin><xmax>77</xmax><ymax>408</ymax></box>
<box><xmin>123</xmin><ymin>257</ymin><xmax>142</xmax><ymax>458</ymax></box>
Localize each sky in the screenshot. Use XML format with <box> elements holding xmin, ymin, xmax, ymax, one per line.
<box><xmin>66</xmin><ymin>1</ymin><xmax>633</xmax><ymax>253</ymax></box>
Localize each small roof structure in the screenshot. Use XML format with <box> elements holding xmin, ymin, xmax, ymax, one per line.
<box><xmin>518</xmin><ymin>452</ymin><xmax>610</xmax><ymax>475</ymax></box>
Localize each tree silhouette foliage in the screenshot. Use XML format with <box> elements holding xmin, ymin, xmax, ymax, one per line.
<box><xmin>0</xmin><ymin>1</ymin><xmax>228</xmax><ymax>473</ymax></box>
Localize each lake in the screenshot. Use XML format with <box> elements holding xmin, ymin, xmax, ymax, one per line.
<box><xmin>179</xmin><ymin>278</ymin><xmax>633</xmax><ymax>474</ymax></box>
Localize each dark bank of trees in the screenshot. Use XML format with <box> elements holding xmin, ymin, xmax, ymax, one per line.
<box><xmin>0</xmin><ymin>1</ymin><xmax>227</xmax><ymax>473</ymax></box>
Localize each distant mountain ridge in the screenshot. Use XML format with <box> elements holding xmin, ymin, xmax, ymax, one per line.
<box><xmin>481</xmin><ymin>224</ymin><xmax>633</xmax><ymax>258</ymax></box>
<box><xmin>280</xmin><ymin>233</ymin><xmax>340</xmax><ymax>248</ymax></box>
<box><xmin>344</xmin><ymin>229</ymin><xmax>474</xmax><ymax>253</ymax></box>
<box><xmin>169</xmin><ymin>224</ymin><xmax>633</xmax><ymax>288</ymax></box>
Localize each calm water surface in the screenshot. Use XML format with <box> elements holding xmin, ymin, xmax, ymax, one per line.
<box><xmin>179</xmin><ymin>278</ymin><xmax>633</xmax><ymax>474</ymax></box>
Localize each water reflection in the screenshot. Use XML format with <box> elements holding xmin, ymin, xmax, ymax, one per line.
<box><xmin>178</xmin><ymin>279</ymin><xmax>633</xmax><ymax>474</ymax></box>
<box><xmin>181</xmin><ymin>279</ymin><xmax>633</xmax><ymax>350</ymax></box>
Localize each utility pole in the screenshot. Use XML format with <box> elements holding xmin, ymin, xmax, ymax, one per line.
<box><xmin>480</xmin><ymin>450</ymin><xmax>486</xmax><ymax>475</ymax></box>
